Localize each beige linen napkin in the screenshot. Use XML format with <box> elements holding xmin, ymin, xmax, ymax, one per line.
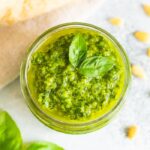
<box><xmin>0</xmin><ymin>0</ymin><xmax>104</xmax><ymax>89</ymax></box>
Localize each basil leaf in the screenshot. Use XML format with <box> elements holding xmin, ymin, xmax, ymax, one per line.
<box><xmin>0</xmin><ymin>110</ymin><xmax>22</xmax><ymax>150</ymax></box>
<box><xmin>79</xmin><ymin>56</ymin><xmax>115</xmax><ymax>78</ymax></box>
<box><xmin>25</xmin><ymin>141</ymin><xmax>64</xmax><ymax>150</ymax></box>
<box><xmin>69</xmin><ymin>34</ymin><xmax>87</xmax><ymax>67</ymax></box>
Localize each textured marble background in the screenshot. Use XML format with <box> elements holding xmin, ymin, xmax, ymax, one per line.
<box><xmin>0</xmin><ymin>0</ymin><xmax>150</xmax><ymax>150</ymax></box>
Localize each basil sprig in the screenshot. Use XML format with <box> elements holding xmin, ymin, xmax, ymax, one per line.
<box><xmin>24</xmin><ymin>141</ymin><xmax>64</xmax><ymax>150</ymax></box>
<box><xmin>0</xmin><ymin>110</ymin><xmax>22</xmax><ymax>150</ymax></box>
<box><xmin>69</xmin><ymin>33</ymin><xmax>87</xmax><ymax>67</ymax></box>
<box><xmin>79</xmin><ymin>56</ymin><xmax>115</xmax><ymax>78</ymax></box>
<box><xmin>69</xmin><ymin>34</ymin><xmax>115</xmax><ymax>78</ymax></box>
<box><xmin>0</xmin><ymin>109</ymin><xmax>64</xmax><ymax>150</ymax></box>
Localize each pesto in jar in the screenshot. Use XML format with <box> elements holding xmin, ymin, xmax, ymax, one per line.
<box><xmin>27</xmin><ymin>28</ymin><xmax>125</xmax><ymax>123</ymax></box>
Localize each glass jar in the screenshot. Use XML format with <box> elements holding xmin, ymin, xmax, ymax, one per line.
<box><xmin>20</xmin><ymin>22</ymin><xmax>131</xmax><ymax>134</ymax></box>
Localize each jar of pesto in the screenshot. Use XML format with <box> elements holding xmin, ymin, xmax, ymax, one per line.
<box><xmin>20</xmin><ymin>22</ymin><xmax>131</xmax><ymax>134</ymax></box>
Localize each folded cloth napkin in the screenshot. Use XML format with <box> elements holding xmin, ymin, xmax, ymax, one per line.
<box><xmin>0</xmin><ymin>0</ymin><xmax>104</xmax><ymax>89</ymax></box>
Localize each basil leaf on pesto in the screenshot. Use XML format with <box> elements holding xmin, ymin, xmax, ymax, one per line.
<box><xmin>69</xmin><ymin>34</ymin><xmax>87</xmax><ymax>67</ymax></box>
<box><xmin>25</xmin><ymin>141</ymin><xmax>64</xmax><ymax>150</ymax></box>
<box><xmin>79</xmin><ymin>56</ymin><xmax>115</xmax><ymax>78</ymax></box>
<box><xmin>0</xmin><ymin>109</ymin><xmax>22</xmax><ymax>150</ymax></box>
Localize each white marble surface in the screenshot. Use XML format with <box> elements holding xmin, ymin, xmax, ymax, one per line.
<box><xmin>0</xmin><ymin>0</ymin><xmax>150</xmax><ymax>149</ymax></box>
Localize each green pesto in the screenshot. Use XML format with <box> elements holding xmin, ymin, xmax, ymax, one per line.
<box><xmin>27</xmin><ymin>28</ymin><xmax>125</xmax><ymax>123</ymax></box>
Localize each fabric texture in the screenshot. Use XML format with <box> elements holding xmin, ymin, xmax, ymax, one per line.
<box><xmin>0</xmin><ymin>0</ymin><xmax>104</xmax><ymax>89</ymax></box>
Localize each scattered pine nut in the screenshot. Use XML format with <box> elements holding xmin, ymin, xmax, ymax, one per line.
<box><xmin>147</xmin><ymin>48</ymin><xmax>150</xmax><ymax>57</ymax></box>
<box><xmin>134</xmin><ymin>31</ymin><xmax>150</xmax><ymax>43</ymax></box>
<box><xmin>126</xmin><ymin>125</ymin><xmax>137</xmax><ymax>139</ymax></box>
<box><xmin>131</xmin><ymin>65</ymin><xmax>145</xmax><ymax>78</ymax></box>
<box><xmin>108</xmin><ymin>17</ymin><xmax>123</xmax><ymax>26</ymax></box>
<box><xmin>143</xmin><ymin>4</ymin><xmax>150</xmax><ymax>16</ymax></box>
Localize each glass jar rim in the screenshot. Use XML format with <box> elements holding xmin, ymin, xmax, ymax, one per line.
<box><xmin>21</xmin><ymin>22</ymin><xmax>131</xmax><ymax>127</ymax></box>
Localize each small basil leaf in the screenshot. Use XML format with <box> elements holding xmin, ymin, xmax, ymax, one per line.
<box><xmin>0</xmin><ymin>109</ymin><xmax>22</xmax><ymax>150</ymax></box>
<box><xmin>25</xmin><ymin>141</ymin><xmax>64</xmax><ymax>150</ymax></box>
<box><xmin>69</xmin><ymin>34</ymin><xmax>87</xmax><ymax>67</ymax></box>
<box><xmin>79</xmin><ymin>56</ymin><xmax>115</xmax><ymax>78</ymax></box>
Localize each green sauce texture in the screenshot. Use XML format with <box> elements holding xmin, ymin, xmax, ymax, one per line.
<box><xmin>27</xmin><ymin>28</ymin><xmax>125</xmax><ymax>122</ymax></box>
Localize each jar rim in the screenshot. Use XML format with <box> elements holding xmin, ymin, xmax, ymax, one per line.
<box><xmin>21</xmin><ymin>22</ymin><xmax>131</xmax><ymax>128</ymax></box>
